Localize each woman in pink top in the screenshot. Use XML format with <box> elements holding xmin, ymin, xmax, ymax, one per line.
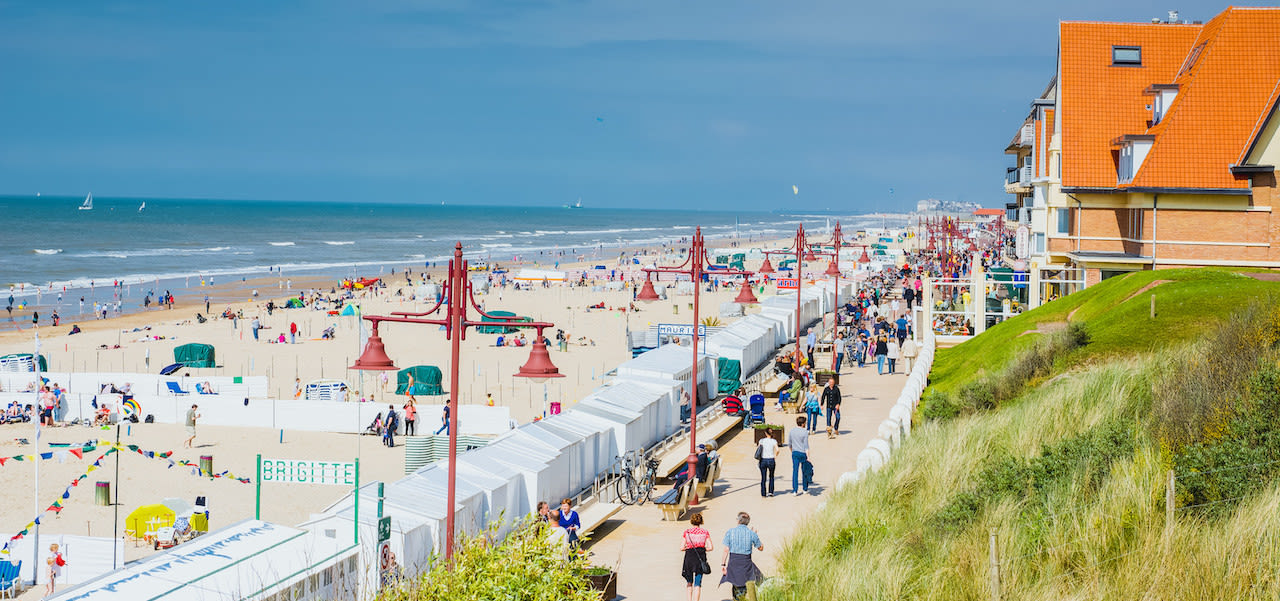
<box><xmin>680</xmin><ymin>512</ymin><xmax>714</xmax><ymax>601</ymax></box>
<box><xmin>402</xmin><ymin>400</ymin><xmax>417</xmax><ymax>436</ymax></box>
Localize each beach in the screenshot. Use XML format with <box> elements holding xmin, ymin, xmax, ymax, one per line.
<box><xmin>0</xmin><ymin>231</ymin><xmax>817</xmax><ymax>589</ymax></box>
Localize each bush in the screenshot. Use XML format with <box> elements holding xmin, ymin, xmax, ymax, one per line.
<box><xmin>921</xmin><ymin>322</ymin><xmax>1091</xmax><ymax>422</ymax></box>
<box><xmin>376</xmin><ymin>519</ymin><xmax>601</xmax><ymax>601</ymax></box>
<box><xmin>919</xmin><ymin>390</ymin><xmax>960</xmax><ymax>420</ymax></box>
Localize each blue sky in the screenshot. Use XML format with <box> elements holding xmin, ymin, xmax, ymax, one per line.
<box><xmin>0</xmin><ymin>1</ymin><xmax>1266</xmax><ymax>211</ymax></box>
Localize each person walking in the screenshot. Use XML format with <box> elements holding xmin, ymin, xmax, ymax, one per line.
<box><xmin>289</xmin><ymin>321</ymin><xmax>297</xmax><ymax>344</ymax></box>
<box><xmin>803</xmin><ymin>384</ymin><xmax>821</xmax><ymax>433</ymax></box>
<box><xmin>680</xmin><ymin>512</ymin><xmax>714</xmax><ymax>601</ymax></box>
<box><xmin>901</xmin><ymin>337</ymin><xmax>920</xmax><ymax>373</ymax></box>
<box><xmin>874</xmin><ymin>335</ymin><xmax>889</xmax><ymax>375</ymax></box>
<box><xmin>184</xmin><ymin>404</ymin><xmax>200</xmax><ymax>448</ymax></box>
<box><xmin>804</xmin><ymin>327</ymin><xmax>816</xmax><ymax>369</ymax></box>
<box><xmin>887</xmin><ymin>337</ymin><xmax>901</xmax><ymax>374</ymax></box>
<box><xmin>383</xmin><ymin>404</ymin><xmax>398</xmax><ymax>447</ymax></box>
<box><xmin>251</xmin><ymin>317</ymin><xmax>261</xmax><ymax>341</ymax></box>
<box><xmin>832</xmin><ymin>331</ymin><xmax>845</xmax><ymax>371</ymax></box>
<box><xmin>719</xmin><ymin>512</ymin><xmax>763</xmax><ymax>600</ymax></box>
<box><xmin>755</xmin><ymin>431</ymin><xmax>778</xmax><ymax>497</ymax></box>
<box><xmin>788</xmin><ymin>416</ymin><xmax>812</xmax><ymax>495</ymax></box>
<box><xmin>435</xmin><ymin>404</ymin><xmax>450</xmax><ymax>435</ymax></box>
<box><xmin>822</xmin><ymin>377</ymin><xmax>842</xmax><ymax>438</ymax></box>
<box><xmin>402</xmin><ymin>399</ymin><xmax>416</xmax><ymax>436</ymax></box>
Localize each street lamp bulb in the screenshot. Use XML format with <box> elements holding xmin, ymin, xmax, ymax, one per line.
<box><xmin>515</xmin><ymin>339</ymin><xmax>565</xmax><ymax>382</ymax></box>
<box><xmin>636</xmin><ymin>279</ymin><xmax>661</xmax><ymax>302</ymax></box>
<box><xmin>350</xmin><ymin>334</ymin><xmax>398</xmax><ymax>371</ymax></box>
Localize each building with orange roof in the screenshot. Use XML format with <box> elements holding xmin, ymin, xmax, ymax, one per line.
<box><xmin>1005</xmin><ymin>7</ymin><xmax>1280</xmax><ymax>285</ymax></box>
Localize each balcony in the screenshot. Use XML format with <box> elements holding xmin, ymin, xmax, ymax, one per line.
<box><xmin>1004</xmin><ymin>165</ymin><xmax>1032</xmax><ymax>194</ymax></box>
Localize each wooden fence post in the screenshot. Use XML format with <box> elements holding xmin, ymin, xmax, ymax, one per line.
<box><xmin>988</xmin><ymin>528</ymin><xmax>1001</xmax><ymax>601</ymax></box>
<box><xmin>1165</xmin><ymin>469</ymin><xmax>1176</xmax><ymax>532</ymax></box>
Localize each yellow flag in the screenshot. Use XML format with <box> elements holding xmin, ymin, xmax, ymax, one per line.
<box><xmin>86</xmin><ymin>465</ymin><xmax>98</xmax><ymax>473</ymax></box>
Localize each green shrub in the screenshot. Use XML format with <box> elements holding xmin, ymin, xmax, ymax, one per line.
<box><xmin>919</xmin><ymin>390</ymin><xmax>960</xmax><ymax>420</ymax></box>
<box><xmin>376</xmin><ymin>519</ymin><xmax>601</xmax><ymax>601</ymax></box>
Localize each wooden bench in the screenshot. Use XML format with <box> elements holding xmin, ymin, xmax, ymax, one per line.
<box><xmin>654</xmin><ymin>479</ymin><xmax>694</xmax><ymax>521</ymax></box>
<box><xmin>696</xmin><ymin>456</ymin><xmax>722</xmax><ymax>499</ymax></box>
<box><xmin>577</xmin><ymin>501</ymin><xmax>623</xmax><ymax>539</ymax></box>
<box><xmin>760</xmin><ymin>374</ymin><xmax>788</xmax><ymax>398</ymax></box>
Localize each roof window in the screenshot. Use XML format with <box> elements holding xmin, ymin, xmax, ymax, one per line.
<box><xmin>1112</xmin><ymin>46</ymin><xmax>1142</xmax><ymax>66</ymax></box>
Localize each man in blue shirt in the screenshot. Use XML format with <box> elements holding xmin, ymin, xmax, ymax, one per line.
<box><xmin>895</xmin><ymin>316</ymin><xmax>910</xmax><ymax>346</ymax></box>
<box><xmin>720</xmin><ymin>511</ymin><xmax>763</xmax><ymax>599</ymax></box>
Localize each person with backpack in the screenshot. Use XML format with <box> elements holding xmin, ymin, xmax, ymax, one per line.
<box><xmin>803</xmin><ymin>384</ymin><xmax>821</xmax><ymax>433</ymax></box>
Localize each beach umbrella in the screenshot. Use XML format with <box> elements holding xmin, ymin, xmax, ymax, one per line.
<box><xmin>159</xmin><ymin>363</ymin><xmax>184</xmax><ymax>375</ymax></box>
<box><xmin>124</xmin><ymin>504</ymin><xmax>176</xmax><ymax>539</ymax></box>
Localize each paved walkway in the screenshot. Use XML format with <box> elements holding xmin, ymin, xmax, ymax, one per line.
<box><xmin>587</xmin><ymin>349</ymin><xmax>910</xmax><ymax>600</ymax></box>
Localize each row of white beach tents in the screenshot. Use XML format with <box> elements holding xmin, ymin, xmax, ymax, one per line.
<box><xmin>305</xmin><ymin>286</ymin><xmax>841</xmax><ymax>592</ymax></box>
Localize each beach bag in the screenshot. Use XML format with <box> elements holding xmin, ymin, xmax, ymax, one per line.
<box><xmin>754</xmin><ymin>445</ymin><xmax>763</xmax><ymax>461</ymax></box>
<box><xmin>699</xmin><ymin>554</ymin><xmax>713</xmax><ymax>575</ymax></box>
<box><xmin>55</xmin><ymin>553</ymin><xmax>65</xmax><ymax>567</ymax></box>
<box><xmin>145</xmin><ymin>414</ymin><xmax>155</xmax><ymax>423</ymax></box>
<box><xmin>804</xmin><ymin>397</ymin><xmax>820</xmax><ymax>413</ymax></box>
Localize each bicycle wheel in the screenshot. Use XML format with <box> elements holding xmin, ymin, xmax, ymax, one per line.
<box><xmin>615</xmin><ymin>469</ymin><xmax>639</xmax><ymax>505</ymax></box>
<box><xmin>636</xmin><ymin>474</ymin><xmax>657</xmax><ymax>506</ymax></box>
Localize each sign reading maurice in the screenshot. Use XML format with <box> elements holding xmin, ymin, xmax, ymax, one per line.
<box><xmin>657</xmin><ymin>323</ymin><xmax>707</xmax><ymax>337</ymax></box>
<box><xmin>260</xmin><ymin>458</ymin><xmax>357</xmax><ymax>486</ymax></box>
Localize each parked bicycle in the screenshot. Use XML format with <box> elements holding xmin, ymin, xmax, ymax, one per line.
<box><xmin>616</xmin><ymin>456</ymin><xmax>660</xmax><ymax>505</ymax></box>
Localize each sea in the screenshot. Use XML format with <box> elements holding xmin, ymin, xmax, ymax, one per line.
<box><xmin>1</xmin><ymin>195</ymin><xmax>908</xmax><ymax>303</ymax></box>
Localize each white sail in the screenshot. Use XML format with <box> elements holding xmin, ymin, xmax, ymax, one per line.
<box><xmin>79</xmin><ymin>193</ymin><xmax>93</xmax><ymax>210</ymax></box>
<box><xmin>138</xmin><ymin>201</ymin><xmax>146</xmax><ymax>212</ymax></box>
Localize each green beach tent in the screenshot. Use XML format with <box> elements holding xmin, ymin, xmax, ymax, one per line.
<box><xmin>396</xmin><ymin>366</ymin><xmax>445</xmax><ymax>396</ymax></box>
<box><xmin>716</xmin><ymin>357</ymin><xmax>741</xmax><ymax>395</ymax></box>
<box><xmin>475</xmin><ymin>310</ymin><xmax>530</xmax><ymax>334</ymax></box>
<box><xmin>173</xmin><ymin>343</ymin><xmax>216</xmax><ymax>368</ymax></box>
<box><xmin>284</xmin><ymin>298</ymin><xmax>304</xmax><ymax>309</ymax></box>
<box><xmin>339</xmin><ymin>304</ymin><xmax>360</xmax><ymax>317</ymax></box>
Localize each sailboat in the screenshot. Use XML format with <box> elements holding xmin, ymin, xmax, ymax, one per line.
<box><xmin>138</xmin><ymin>201</ymin><xmax>146</xmax><ymax>212</ymax></box>
<box><xmin>78</xmin><ymin>193</ymin><xmax>93</xmax><ymax>210</ymax></box>
<box><xmin>564</xmin><ymin>198</ymin><xmax>583</xmax><ymax>209</ymax></box>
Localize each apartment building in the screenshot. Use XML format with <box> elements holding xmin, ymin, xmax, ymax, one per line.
<box><xmin>1004</xmin><ymin>7</ymin><xmax>1280</xmax><ymax>284</ymax></box>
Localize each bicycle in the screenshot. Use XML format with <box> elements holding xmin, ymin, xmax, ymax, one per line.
<box><xmin>616</xmin><ymin>456</ymin><xmax>660</xmax><ymax>505</ymax></box>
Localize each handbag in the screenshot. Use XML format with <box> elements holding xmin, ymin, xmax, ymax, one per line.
<box><xmin>754</xmin><ymin>445</ymin><xmax>763</xmax><ymax>461</ymax></box>
<box><xmin>698</xmin><ymin>554</ymin><xmax>713</xmax><ymax>574</ymax></box>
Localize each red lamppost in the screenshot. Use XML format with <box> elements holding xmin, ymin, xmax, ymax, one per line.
<box><xmin>635</xmin><ymin>227</ymin><xmax>756</xmax><ymax>504</ymax></box>
<box><xmin>758</xmin><ymin>224</ymin><xmax>818</xmax><ymax>361</ymax></box>
<box><xmin>350</xmin><ymin>242</ymin><xmax>563</xmax><ymax>562</ymax></box>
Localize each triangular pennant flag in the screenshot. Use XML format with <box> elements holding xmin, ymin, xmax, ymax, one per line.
<box><xmin>0</xmin><ymin>457</ymin><xmax>6</xmax><ymax>466</ymax></box>
<box><xmin>146</xmin><ymin>451</ymin><xmax>155</xmax><ymax>458</ymax></box>
<box><xmin>69</xmin><ymin>448</ymin><xmax>83</xmax><ymax>459</ymax></box>
<box><xmin>61</xmin><ymin>491</ymin><xmax>70</xmax><ymax>499</ymax></box>
<box><xmin>32</xmin><ymin>517</ymin><xmax>40</xmax><ymax>526</ymax></box>
<box><xmin>40</xmin><ymin>452</ymin><xmax>54</xmax><ymax>460</ymax></box>
<box><xmin>126</xmin><ymin>444</ymin><xmax>139</xmax><ymax>452</ymax></box>
<box><xmin>55</xmin><ymin>450</ymin><xmax>69</xmax><ymax>463</ymax></box>
<box><xmin>86</xmin><ymin>465</ymin><xmax>98</xmax><ymax>473</ymax></box>
<box><xmin>13</xmin><ymin>455</ymin><xmax>24</xmax><ymax>462</ymax></box>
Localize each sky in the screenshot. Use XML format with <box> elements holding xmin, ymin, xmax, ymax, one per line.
<box><xmin>0</xmin><ymin>1</ymin><xmax>1270</xmax><ymax>211</ymax></box>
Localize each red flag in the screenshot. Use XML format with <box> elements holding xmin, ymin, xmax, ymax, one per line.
<box><xmin>69</xmin><ymin>448</ymin><xmax>83</xmax><ymax>460</ymax></box>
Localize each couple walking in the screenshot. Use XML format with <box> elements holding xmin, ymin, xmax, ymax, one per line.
<box><xmin>679</xmin><ymin>511</ymin><xmax>764</xmax><ymax>601</ymax></box>
<box><xmin>754</xmin><ymin>415</ymin><xmax>817</xmax><ymax>497</ymax></box>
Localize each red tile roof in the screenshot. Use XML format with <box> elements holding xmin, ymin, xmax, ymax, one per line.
<box><xmin>1059</xmin><ymin>21</ymin><xmax>1200</xmax><ymax>188</ymax></box>
<box><xmin>1132</xmin><ymin>8</ymin><xmax>1280</xmax><ymax>188</ymax></box>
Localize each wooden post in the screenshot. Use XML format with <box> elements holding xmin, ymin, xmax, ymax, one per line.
<box><xmin>988</xmin><ymin>528</ymin><xmax>1000</xmax><ymax>601</ymax></box>
<box><xmin>1151</xmin><ymin>294</ymin><xmax>1156</xmax><ymax>319</ymax></box>
<box><xmin>1165</xmin><ymin>469</ymin><xmax>1176</xmax><ymax>532</ymax></box>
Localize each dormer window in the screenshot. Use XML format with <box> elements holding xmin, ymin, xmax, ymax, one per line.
<box><xmin>1144</xmin><ymin>84</ymin><xmax>1180</xmax><ymax>125</ymax></box>
<box><xmin>1112</xmin><ymin>46</ymin><xmax>1142</xmax><ymax>66</ymax></box>
<box><xmin>1114</xmin><ymin>134</ymin><xmax>1155</xmax><ymax>184</ymax></box>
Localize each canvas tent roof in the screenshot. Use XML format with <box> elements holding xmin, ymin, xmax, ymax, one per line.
<box><xmin>475</xmin><ymin>310</ymin><xmax>530</xmax><ymax>334</ymax></box>
<box><xmin>397</xmin><ymin>365</ymin><xmax>445</xmax><ymax>395</ymax></box>
<box><xmin>172</xmin><ymin>343</ymin><xmax>215</xmax><ymax>368</ymax></box>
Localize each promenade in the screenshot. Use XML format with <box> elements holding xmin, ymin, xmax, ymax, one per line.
<box><xmin>588</xmin><ymin>351</ymin><xmax>910</xmax><ymax>600</ymax></box>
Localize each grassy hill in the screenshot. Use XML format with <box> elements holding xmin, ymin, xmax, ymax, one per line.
<box><xmin>763</xmin><ymin>269</ymin><xmax>1280</xmax><ymax>600</ymax></box>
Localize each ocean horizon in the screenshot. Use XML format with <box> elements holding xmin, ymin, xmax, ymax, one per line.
<box><xmin>2</xmin><ymin>196</ymin><xmax>909</xmax><ymax>301</ymax></box>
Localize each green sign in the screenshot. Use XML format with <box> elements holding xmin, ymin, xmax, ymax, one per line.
<box><xmin>378</xmin><ymin>516</ymin><xmax>391</xmax><ymax>543</ymax></box>
<box><xmin>260</xmin><ymin>458</ymin><xmax>357</xmax><ymax>486</ymax></box>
